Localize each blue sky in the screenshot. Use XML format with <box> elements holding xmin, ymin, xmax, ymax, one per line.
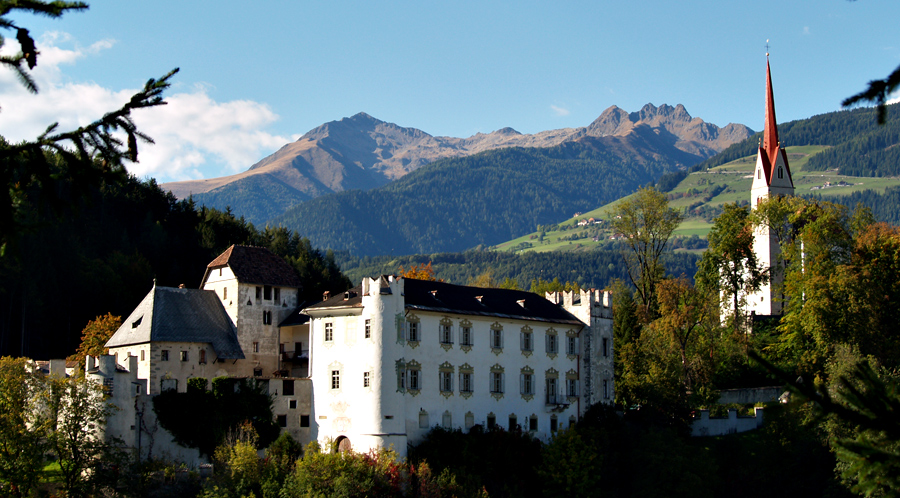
<box><xmin>2</xmin><ymin>0</ymin><xmax>898</xmax><ymax>182</ymax></box>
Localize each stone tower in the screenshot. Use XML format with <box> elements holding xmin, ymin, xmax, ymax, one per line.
<box><xmin>748</xmin><ymin>56</ymin><xmax>794</xmax><ymax>316</ymax></box>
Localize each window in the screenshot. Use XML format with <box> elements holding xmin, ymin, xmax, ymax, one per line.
<box><xmin>521</xmin><ymin>330</ymin><xmax>533</xmax><ymax>352</ymax></box>
<box><xmin>363</xmin><ymin>371</ymin><xmax>370</xmax><ymax>388</ymax></box>
<box><xmin>487</xmin><ymin>414</ymin><xmax>496</xmax><ymax>430</ymax></box>
<box><xmin>223</xmin><ymin>287</ymin><xmax>227</xmax><ymax>299</ymax></box>
<box><xmin>199</xmin><ymin>350</ymin><xmax>206</xmax><ymax>364</ymax></box>
<box><xmin>408</xmin><ymin>321</ymin><xmax>419</xmax><ymax>342</ymax></box>
<box><xmin>365</xmin><ymin>319</ymin><xmax>371</xmax><ymax>339</ymax></box>
<box><xmin>491</xmin><ymin>329</ymin><xmax>503</xmax><ymax>350</ymax></box>
<box><xmin>331</xmin><ymin>370</ymin><xmax>341</xmax><ymax>390</ymax></box>
<box><xmin>603</xmin><ymin>379</ymin><xmax>610</xmax><ymax>400</ymax></box>
<box><xmin>567</xmin><ymin>336</ymin><xmax>577</xmax><ymax>355</ymax></box>
<box><xmin>551</xmin><ymin>416</ymin><xmax>558</xmax><ymax>433</ymax></box>
<box><xmin>180</xmin><ymin>351</ymin><xmax>188</xmax><ymax>362</ymax></box>
<box><xmin>546</xmin><ymin>333</ymin><xmax>558</xmax><ymax>355</ymax></box>
<box><xmin>419</xmin><ymin>410</ymin><xmax>429</xmax><ymax>428</ymax></box>
<box><xmin>264</xmin><ymin>285</ymin><xmax>272</xmax><ymax>300</ymax></box>
<box><xmin>274</xmin><ymin>287</ymin><xmax>280</xmax><ymax>302</ymax></box>
<box><xmin>264</xmin><ymin>311</ymin><xmax>273</xmax><ymax>325</ymax></box>
<box><xmin>440</xmin><ymin>371</ymin><xmax>453</xmax><ymax>393</ymax></box>
<box><xmin>509</xmin><ymin>414</ymin><xmax>517</xmax><ymax>431</ymax></box>
<box><xmin>300</xmin><ymin>415</ymin><xmax>310</xmax><ymax>427</ymax></box>
<box><xmin>567</xmin><ymin>378</ymin><xmax>578</xmax><ymax>397</ymax></box>
<box><xmin>324</xmin><ymin>322</ymin><xmax>333</xmax><ymax>342</ymax></box>
<box><xmin>757</xmin><ymin>168</ymin><xmax>761</xmax><ymax>179</ymax></box>
<box><xmin>256</xmin><ymin>286</ymin><xmax>262</xmax><ymax>300</ymax></box>
<box><xmin>520</xmin><ymin>373</ymin><xmax>534</xmax><ymax>396</ymax></box>
<box><xmin>277</xmin><ymin>415</ymin><xmax>287</xmax><ymax>428</ymax></box>
<box><xmin>440</xmin><ymin>324</ymin><xmax>453</xmax><ymax>344</ymax></box>
<box><xmin>465</xmin><ymin>412</ymin><xmax>475</xmax><ymax>430</ymax></box>
<box><xmin>253</xmin><ymin>367</ymin><xmax>263</xmax><ymax>377</ymax></box>
<box><xmin>602</xmin><ymin>337</ymin><xmax>609</xmax><ymax>357</ymax></box>
<box><xmin>161</xmin><ymin>350</ymin><xmax>169</xmax><ymax>361</ymax></box>
<box><xmin>491</xmin><ymin>372</ymin><xmax>504</xmax><ymax>394</ymax></box>
<box><xmin>778</xmin><ymin>167</ymin><xmax>783</xmax><ymax>179</ymax></box>
<box><xmin>442</xmin><ymin>411</ymin><xmax>452</xmax><ymax>429</ymax></box>
<box><xmin>219</xmin><ymin>268</ymin><xmax>222</xmax><ymax>277</ymax></box>
<box><xmin>253</xmin><ymin>342</ymin><xmax>259</xmax><ymax>353</ymax></box>
<box><xmin>460</xmin><ymin>372</ymin><xmax>473</xmax><ymax>393</ymax></box>
<box><xmin>408</xmin><ymin>369</ymin><xmax>420</xmax><ymax>391</ymax></box>
<box><xmin>461</xmin><ymin>326</ymin><xmax>472</xmax><ymax>346</ymax></box>
<box><xmin>140</xmin><ymin>350</ymin><xmax>145</xmax><ymax>361</ymax></box>
<box><xmin>283</xmin><ymin>379</ymin><xmax>295</xmax><ymax>396</ymax></box>
<box><xmin>280</xmin><ymin>343</ymin><xmax>285</xmax><ymax>354</ymax></box>
<box><xmin>529</xmin><ymin>416</ymin><xmax>538</xmax><ymax>431</ymax></box>
<box><xmin>546</xmin><ymin>378</ymin><xmax>559</xmax><ymax>404</ymax></box>
<box><xmin>289</xmin><ymin>399</ymin><xmax>297</xmax><ymax>409</ymax></box>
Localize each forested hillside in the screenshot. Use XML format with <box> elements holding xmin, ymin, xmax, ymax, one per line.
<box><xmin>696</xmin><ymin>103</ymin><xmax>899</xmax><ymax>174</ymax></box>
<box><xmin>0</xmin><ymin>177</ymin><xmax>350</xmax><ymax>360</ymax></box>
<box><xmin>273</xmin><ymin>139</ymin><xmax>679</xmax><ymax>256</ymax></box>
<box><xmin>336</xmin><ymin>249</ymin><xmax>698</xmax><ymax>290</ymax></box>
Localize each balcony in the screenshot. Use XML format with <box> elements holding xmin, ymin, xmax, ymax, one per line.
<box><xmin>280</xmin><ymin>349</ymin><xmax>309</xmax><ymax>363</ymax></box>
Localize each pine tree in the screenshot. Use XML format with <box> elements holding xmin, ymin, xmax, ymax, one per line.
<box><xmin>0</xmin><ymin>1</ymin><xmax>179</xmax><ymax>256</ymax></box>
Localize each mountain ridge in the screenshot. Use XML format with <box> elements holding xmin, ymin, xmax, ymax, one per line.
<box><xmin>161</xmin><ymin>105</ymin><xmax>753</xmax><ymax>226</ymax></box>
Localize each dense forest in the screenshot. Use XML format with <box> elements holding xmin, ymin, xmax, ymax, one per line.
<box><xmin>695</xmin><ymin>103</ymin><xmax>900</xmax><ymax>174</ymax></box>
<box><xmin>336</xmin><ymin>249</ymin><xmax>698</xmax><ymax>290</ymax></box>
<box><xmin>272</xmin><ymin>142</ymin><xmax>677</xmax><ymax>256</ymax></box>
<box><xmin>0</xmin><ymin>176</ymin><xmax>350</xmax><ymax>360</ymax></box>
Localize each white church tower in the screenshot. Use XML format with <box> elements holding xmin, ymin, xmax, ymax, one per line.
<box><xmin>748</xmin><ymin>55</ymin><xmax>794</xmax><ymax>316</ymax></box>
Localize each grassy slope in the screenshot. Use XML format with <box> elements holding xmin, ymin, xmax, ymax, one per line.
<box><xmin>494</xmin><ymin>145</ymin><xmax>900</xmax><ymax>254</ymax></box>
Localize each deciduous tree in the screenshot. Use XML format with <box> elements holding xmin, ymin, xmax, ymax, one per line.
<box><xmin>608</xmin><ymin>186</ymin><xmax>683</xmax><ymax>318</ymax></box>
<box><xmin>697</xmin><ymin>202</ymin><xmax>766</xmax><ymax>334</ymax></box>
<box><xmin>68</xmin><ymin>313</ymin><xmax>122</xmax><ymax>365</ymax></box>
<box><xmin>0</xmin><ymin>357</ymin><xmax>49</xmax><ymax>497</ymax></box>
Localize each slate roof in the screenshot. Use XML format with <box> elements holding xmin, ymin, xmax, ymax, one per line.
<box><xmin>105</xmin><ymin>285</ymin><xmax>245</xmax><ymax>359</ymax></box>
<box><xmin>305</xmin><ymin>278</ymin><xmax>584</xmax><ymax>327</ymax></box>
<box><xmin>203</xmin><ymin>245</ymin><xmax>303</xmax><ymax>289</ymax></box>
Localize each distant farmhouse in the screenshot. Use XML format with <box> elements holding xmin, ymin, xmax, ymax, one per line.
<box><xmin>98</xmin><ymin>244</ymin><xmax>614</xmax><ymax>460</ymax></box>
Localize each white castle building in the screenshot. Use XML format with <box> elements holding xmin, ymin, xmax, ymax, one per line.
<box><xmin>303</xmin><ymin>276</ymin><xmax>613</xmax><ymax>456</ymax></box>
<box><xmin>102</xmin><ymin>245</ymin><xmax>613</xmax><ymax>460</ymax></box>
<box><xmin>747</xmin><ymin>56</ymin><xmax>794</xmax><ymax>317</ymax></box>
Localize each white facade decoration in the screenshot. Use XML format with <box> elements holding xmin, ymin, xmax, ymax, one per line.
<box><xmin>304</xmin><ymin>276</ymin><xmax>613</xmax><ymax>458</ymax></box>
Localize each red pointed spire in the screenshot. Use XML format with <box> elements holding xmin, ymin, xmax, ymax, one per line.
<box><xmin>763</xmin><ymin>56</ymin><xmax>780</xmax><ymax>170</ymax></box>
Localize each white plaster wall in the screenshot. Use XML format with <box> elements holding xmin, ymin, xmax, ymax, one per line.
<box><xmin>311</xmin><ymin>277</ymin><xmax>584</xmax><ymax>458</ymax></box>
<box><xmin>748</xmin><ymin>150</ymin><xmax>794</xmax><ymax>317</ymax></box>
<box><xmin>202</xmin><ymin>267</ymin><xmax>239</xmax><ymax>325</ymax></box>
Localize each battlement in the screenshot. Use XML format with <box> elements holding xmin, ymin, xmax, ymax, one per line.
<box><xmin>545</xmin><ymin>289</ymin><xmax>611</xmax><ymax>308</ymax></box>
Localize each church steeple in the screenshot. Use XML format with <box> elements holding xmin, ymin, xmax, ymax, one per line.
<box><xmin>763</xmin><ymin>57</ymin><xmax>781</xmax><ymax>170</ymax></box>
<box><xmin>746</xmin><ymin>52</ymin><xmax>795</xmax><ymax>318</ymax></box>
<box><xmin>754</xmin><ymin>55</ymin><xmax>793</xmax><ymax>188</ymax></box>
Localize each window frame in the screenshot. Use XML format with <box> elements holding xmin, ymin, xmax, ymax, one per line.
<box><xmin>324</xmin><ymin>322</ymin><xmax>334</xmax><ymax>342</ymax></box>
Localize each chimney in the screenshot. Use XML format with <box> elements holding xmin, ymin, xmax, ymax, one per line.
<box><xmin>323</xmin><ymin>291</ymin><xmax>330</xmax><ymax>301</ymax></box>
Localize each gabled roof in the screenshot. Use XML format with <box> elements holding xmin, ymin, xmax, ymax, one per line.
<box><xmin>305</xmin><ymin>277</ymin><xmax>584</xmax><ymax>327</ymax></box>
<box><xmin>759</xmin><ymin>57</ymin><xmax>793</xmax><ymax>187</ymax></box>
<box><xmin>203</xmin><ymin>245</ymin><xmax>303</xmax><ymax>289</ymax></box>
<box><xmin>105</xmin><ymin>285</ymin><xmax>245</xmax><ymax>359</ymax></box>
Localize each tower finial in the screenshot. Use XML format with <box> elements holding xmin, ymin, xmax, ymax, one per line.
<box><xmin>766</xmin><ymin>39</ymin><xmax>769</xmax><ymax>57</ymax></box>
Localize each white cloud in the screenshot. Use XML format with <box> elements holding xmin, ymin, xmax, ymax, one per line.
<box><xmin>0</xmin><ymin>32</ymin><xmax>291</xmax><ymax>182</ymax></box>
<box><xmin>803</xmin><ymin>26</ymin><xmax>810</xmax><ymax>35</ymax></box>
<box><xmin>550</xmin><ymin>104</ymin><xmax>570</xmax><ymax>116</ymax></box>
<box><xmin>888</xmin><ymin>92</ymin><xmax>900</xmax><ymax>105</ymax></box>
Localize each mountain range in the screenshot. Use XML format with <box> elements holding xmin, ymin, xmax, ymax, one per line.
<box><xmin>161</xmin><ymin>104</ymin><xmax>753</xmax><ymax>226</ymax></box>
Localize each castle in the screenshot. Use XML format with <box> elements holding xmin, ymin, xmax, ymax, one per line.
<box><xmin>102</xmin><ymin>245</ymin><xmax>613</xmax><ymax>460</ymax></box>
